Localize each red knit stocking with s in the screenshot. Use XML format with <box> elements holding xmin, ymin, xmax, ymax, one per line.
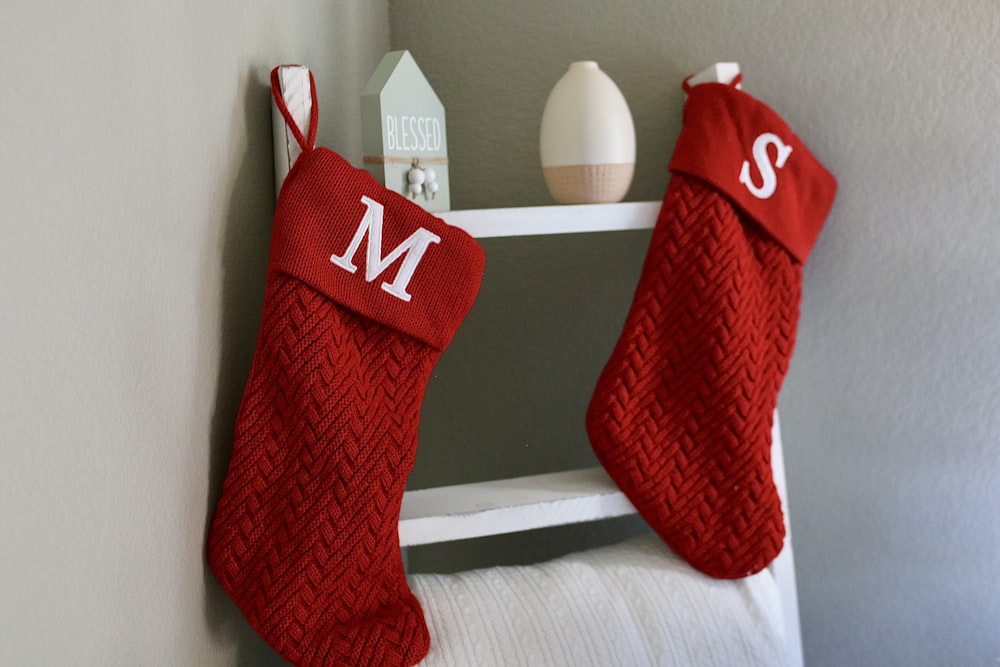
<box><xmin>207</xmin><ymin>69</ymin><xmax>485</xmax><ymax>666</ymax></box>
<box><xmin>586</xmin><ymin>78</ymin><xmax>836</xmax><ymax>579</ymax></box>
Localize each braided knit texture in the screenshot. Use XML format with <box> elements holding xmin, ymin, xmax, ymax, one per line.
<box><xmin>586</xmin><ymin>174</ymin><xmax>799</xmax><ymax>579</ymax></box>
<box><xmin>208</xmin><ymin>272</ymin><xmax>435</xmax><ymax>666</ymax></box>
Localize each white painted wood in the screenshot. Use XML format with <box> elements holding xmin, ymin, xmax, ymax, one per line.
<box><xmin>769</xmin><ymin>414</ymin><xmax>805</xmax><ymax>667</ymax></box>
<box><xmin>271</xmin><ymin>65</ymin><xmax>313</xmax><ymax>195</ymax></box>
<box><xmin>438</xmin><ymin>200</ymin><xmax>659</xmax><ymax>238</ymax></box>
<box><xmin>686</xmin><ymin>61</ymin><xmax>742</xmax><ymax>88</ymax></box>
<box><xmin>399</xmin><ymin>467</ymin><xmax>636</xmax><ymax>547</ymax></box>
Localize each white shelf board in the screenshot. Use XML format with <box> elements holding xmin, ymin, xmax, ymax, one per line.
<box><xmin>399</xmin><ymin>466</ymin><xmax>637</xmax><ymax>547</ymax></box>
<box><xmin>438</xmin><ymin>201</ymin><xmax>660</xmax><ymax>238</ymax></box>
<box><xmin>767</xmin><ymin>414</ymin><xmax>804</xmax><ymax>667</ymax></box>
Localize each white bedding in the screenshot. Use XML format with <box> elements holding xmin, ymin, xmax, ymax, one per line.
<box><xmin>408</xmin><ymin>534</ymin><xmax>790</xmax><ymax>667</ymax></box>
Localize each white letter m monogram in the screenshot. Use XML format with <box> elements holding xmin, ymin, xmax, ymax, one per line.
<box><xmin>329</xmin><ymin>195</ymin><xmax>441</xmax><ymax>302</ymax></box>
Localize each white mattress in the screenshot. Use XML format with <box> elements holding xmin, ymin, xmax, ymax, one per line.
<box><xmin>409</xmin><ymin>534</ymin><xmax>790</xmax><ymax>667</ymax></box>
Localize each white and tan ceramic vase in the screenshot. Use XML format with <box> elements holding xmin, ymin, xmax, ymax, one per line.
<box><xmin>539</xmin><ymin>61</ymin><xmax>636</xmax><ymax>204</ymax></box>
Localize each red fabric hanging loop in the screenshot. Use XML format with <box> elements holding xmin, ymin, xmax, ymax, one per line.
<box><xmin>681</xmin><ymin>71</ymin><xmax>743</xmax><ymax>94</ymax></box>
<box><xmin>270</xmin><ymin>65</ymin><xmax>319</xmax><ymax>153</ymax></box>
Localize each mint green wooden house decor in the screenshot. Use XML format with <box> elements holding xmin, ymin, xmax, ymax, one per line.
<box><xmin>362</xmin><ymin>50</ymin><xmax>450</xmax><ymax>213</ymax></box>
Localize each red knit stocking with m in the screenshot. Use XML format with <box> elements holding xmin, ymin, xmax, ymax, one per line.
<box><xmin>207</xmin><ymin>68</ymin><xmax>484</xmax><ymax>667</ymax></box>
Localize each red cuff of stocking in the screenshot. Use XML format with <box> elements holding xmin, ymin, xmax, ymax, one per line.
<box><xmin>270</xmin><ymin>147</ymin><xmax>485</xmax><ymax>351</ymax></box>
<box><xmin>669</xmin><ymin>83</ymin><xmax>837</xmax><ymax>264</ymax></box>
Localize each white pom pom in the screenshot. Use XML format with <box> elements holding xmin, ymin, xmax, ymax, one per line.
<box><xmin>408</xmin><ymin>182</ymin><xmax>423</xmax><ymax>197</ymax></box>
<box><xmin>426</xmin><ymin>181</ymin><xmax>439</xmax><ymax>193</ymax></box>
<box><xmin>407</xmin><ymin>168</ymin><xmax>426</xmax><ymax>185</ymax></box>
<box><xmin>423</xmin><ymin>167</ymin><xmax>436</xmax><ymax>184</ymax></box>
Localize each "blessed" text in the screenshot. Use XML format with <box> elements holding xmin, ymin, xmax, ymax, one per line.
<box><xmin>385</xmin><ymin>114</ymin><xmax>443</xmax><ymax>152</ymax></box>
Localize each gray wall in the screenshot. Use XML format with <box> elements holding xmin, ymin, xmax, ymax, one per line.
<box><xmin>391</xmin><ymin>1</ymin><xmax>1000</xmax><ymax>666</ymax></box>
<box><xmin>1</xmin><ymin>2</ymin><xmax>389</xmax><ymax>664</ymax></box>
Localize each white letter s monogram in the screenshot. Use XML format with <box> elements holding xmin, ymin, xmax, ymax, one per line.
<box><xmin>739</xmin><ymin>132</ymin><xmax>793</xmax><ymax>200</ymax></box>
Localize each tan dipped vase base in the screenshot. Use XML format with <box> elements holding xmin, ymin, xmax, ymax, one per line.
<box><xmin>543</xmin><ymin>163</ymin><xmax>634</xmax><ymax>204</ymax></box>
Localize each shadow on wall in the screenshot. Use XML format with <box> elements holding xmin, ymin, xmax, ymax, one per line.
<box><xmin>200</xmin><ymin>68</ymin><xmax>288</xmax><ymax>666</ymax></box>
